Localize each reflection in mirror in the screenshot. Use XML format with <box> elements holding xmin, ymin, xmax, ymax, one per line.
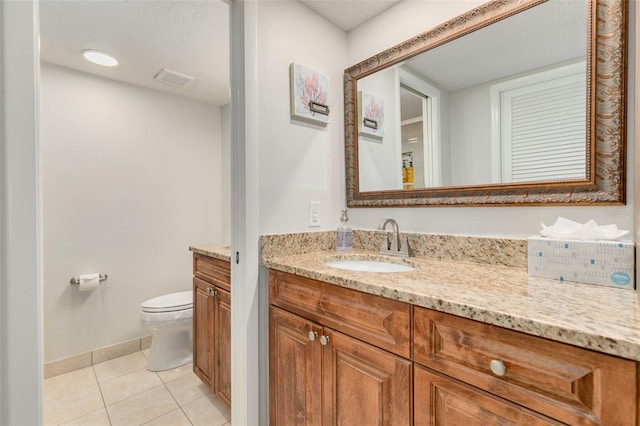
<box><xmin>401</xmin><ymin>85</ymin><xmax>426</xmax><ymax>190</ymax></box>
<box><xmin>345</xmin><ymin>0</ymin><xmax>627</xmax><ymax>207</ymax></box>
<box><xmin>357</xmin><ymin>0</ymin><xmax>587</xmax><ymax>191</ymax></box>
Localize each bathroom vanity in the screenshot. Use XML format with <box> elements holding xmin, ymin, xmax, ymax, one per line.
<box><xmin>264</xmin><ymin>244</ymin><xmax>640</xmax><ymax>425</ymax></box>
<box><xmin>190</xmin><ymin>246</ymin><xmax>232</xmax><ymax>410</ymax></box>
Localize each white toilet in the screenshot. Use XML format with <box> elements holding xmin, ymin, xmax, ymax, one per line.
<box><xmin>140</xmin><ymin>291</ymin><xmax>193</xmax><ymax>371</ymax></box>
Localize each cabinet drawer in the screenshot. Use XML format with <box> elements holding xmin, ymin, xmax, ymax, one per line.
<box><xmin>193</xmin><ymin>253</ymin><xmax>230</xmax><ymax>291</ymax></box>
<box><xmin>414</xmin><ymin>365</ymin><xmax>560</xmax><ymax>426</ymax></box>
<box><xmin>269</xmin><ymin>270</ymin><xmax>411</xmax><ymax>358</ymax></box>
<box><xmin>414</xmin><ymin>307</ymin><xmax>637</xmax><ymax>425</ymax></box>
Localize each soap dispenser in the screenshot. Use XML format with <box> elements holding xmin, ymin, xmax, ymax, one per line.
<box><xmin>336</xmin><ymin>209</ymin><xmax>353</xmax><ymax>252</ymax></box>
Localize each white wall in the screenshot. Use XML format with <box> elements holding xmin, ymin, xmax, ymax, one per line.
<box><xmin>347</xmin><ymin>1</ymin><xmax>636</xmax><ymax>238</ymax></box>
<box><xmin>257</xmin><ymin>1</ymin><xmax>347</xmax><ymax>234</ymax></box>
<box><xmin>358</xmin><ymin>66</ymin><xmax>402</xmax><ymax>191</ymax></box>
<box><xmin>221</xmin><ymin>104</ymin><xmax>231</xmax><ymax>243</ymax></box>
<box><xmin>40</xmin><ymin>63</ymin><xmax>225</xmax><ymax>361</ymax></box>
<box><xmin>249</xmin><ymin>5</ymin><xmax>348</xmax><ymax>422</ymax></box>
<box><xmin>448</xmin><ymin>84</ymin><xmax>491</xmax><ymax>185</ymax></box>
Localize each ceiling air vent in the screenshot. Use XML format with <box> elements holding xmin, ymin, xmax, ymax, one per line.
<box><xmin>153</xmin><ymin>68</ymin><xmax>195</xmax><ymax>88</ymax></box>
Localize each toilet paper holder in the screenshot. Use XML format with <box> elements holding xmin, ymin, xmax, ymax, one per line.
<box><xmin>70</xmin><ymin>273</ymin><xmax>108</xmax><ymax>286</ymax></box>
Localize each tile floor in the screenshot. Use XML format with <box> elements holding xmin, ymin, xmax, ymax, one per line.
<box><xmin>44</xmin><ymin>350</ymin><xmax>230</xmax><ymax>426</ymax></box>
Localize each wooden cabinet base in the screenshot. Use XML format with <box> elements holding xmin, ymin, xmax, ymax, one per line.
<box><xmin>269</xmin><ymin>269</ymin><xmax>639</xmax><ymax>425</ymax></box>
<box><xmin>192</xmin><ymin>255</ymin><xmax>231</xmax><ymax>411</ymax></box>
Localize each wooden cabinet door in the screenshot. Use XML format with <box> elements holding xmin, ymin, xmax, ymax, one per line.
<box><xmin>193</xmin><ymin>277</ymin><xmax>214</xmax><ymax>386</ymax></box>
<box><xmin>414</xmin><ymin>365</ymin><xmax>560</xmax><ymax>426</ymax></box>
<box><xmin>213</xmin><ymin>287</ymin><xmax>231</xmax><ymax>409</ymax></box>
<box><xmin>270</xmin><ymin>307</ymin><xmax>323</xmax><ymax>426</ymax></box>
<box><xmin>322</xmin><ymin>328</ymin><xmax>412</xmax><ymax>426</ymax></box>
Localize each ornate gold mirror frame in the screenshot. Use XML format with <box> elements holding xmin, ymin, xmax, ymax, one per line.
<box><xmin>344</xmin><ymin>0</ymin><xmax>627</xmax><ymax>207</ymax></box>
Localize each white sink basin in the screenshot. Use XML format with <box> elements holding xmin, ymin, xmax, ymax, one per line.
<box><xmin>324</xmin><ymin>259</ymin><xmax>415</xmax><ymax>273</ymax></box>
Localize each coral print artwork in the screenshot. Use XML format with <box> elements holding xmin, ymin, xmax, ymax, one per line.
<box><xmin>358</xmin><ymin>91</ymin><xmax>385</xmax><ymax>138</ymax></box>
<box><xmin>290</xmin><ymin>63</ymin><xmax>330</xmax><ymax>124</ymax></box>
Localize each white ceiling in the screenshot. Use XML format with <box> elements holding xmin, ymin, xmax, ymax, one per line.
<box><xmin>299</xmin><ymin>0</ymin><xmax>400</xmax><ymax>32</ymax></box>
<box><xmin>38</xmin><ymin>0</ymin><xmax>395</xmax><ymax>107</ymax></box>
<box><xmin>39</xmin><ymin>0</ymin><xmax>231</xmax><ymax>106</ymax></box>
<box><xmin>39</xmin><ymin>0</ymin><xmax>584</xmax><ymax>107</ymax></box>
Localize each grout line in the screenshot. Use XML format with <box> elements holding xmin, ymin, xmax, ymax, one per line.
<box><xmin>103</xmin><ymin>371</ymin><xmax>165</xmax><ymax>407</ymax></box>
<box><xmin>162</xmin><ymin>377</ymin><xmax>195</xmax><ymax>425</ymax></box>
<box><xmin>136</xmin><ymin>396</ymin><xmax>186</xmax><ymax>426</ymax></box>
<box><xmin>92</xmin><ymin>364</ymin><xmax>113</xmax><ymax>425</ymax></box>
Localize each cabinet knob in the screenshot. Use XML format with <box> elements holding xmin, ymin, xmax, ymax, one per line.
<box><xmin>207</xmin><ymin>288</ymin><xmax>217</xmax><ymax>297</ymax></box>
<box><xmin>489</xmin><ymin>359</ymin><xmax>506</xmax><ymax>377</ymax></box>
<box><xmin>320</xmin><ymin>335</ymin><xmax>330</xmax><ymax>346</ymax></box>
<box><xmin>308</xmin><ymin>331</ymin><xmax>318</xmax><ymax>341</ymax></box>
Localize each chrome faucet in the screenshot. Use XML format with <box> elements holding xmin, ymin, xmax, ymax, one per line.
<box><xmin>377</xmin><ymin>218</ymin><xmax>410</xmax><ymax>257</ymax></box>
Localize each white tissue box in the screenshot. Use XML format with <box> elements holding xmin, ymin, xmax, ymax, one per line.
<box><xmin>527</xmin><ymin>236</ymin><xmax>635</xmax><ymax>289</ymax></box>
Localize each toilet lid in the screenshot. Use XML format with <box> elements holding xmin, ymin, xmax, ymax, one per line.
<box><xmin>141</xmin><ymin>291</ymin><xmax>193</xmax><ymax>313</ymax></box>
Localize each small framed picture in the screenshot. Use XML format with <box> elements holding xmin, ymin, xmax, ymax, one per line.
<box><xmin>358</xmin><ymin>91</ymin><xmax>385</xmax><ymax>139</ymax></box>
<box><xmin>290</xmin><ymin>63</ymin><xmax>330</xmax><ymax>125</ymax></box>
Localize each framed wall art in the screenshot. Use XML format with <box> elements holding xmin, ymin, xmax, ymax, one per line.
<box><xmin>358</xmin><ymin>91</ymin><xmax>385</xmax><ymax>138</ymax></box>
<box><xmin>290</xmin><ymin>63</ymin><xmax>330</xmax><ymax>125</ymax></box>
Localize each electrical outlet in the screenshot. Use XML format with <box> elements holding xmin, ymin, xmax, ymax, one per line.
<box><xmin>309</xmin><ymin>202</ymin><xmax>321</xmax><ymax>227</ymax></box>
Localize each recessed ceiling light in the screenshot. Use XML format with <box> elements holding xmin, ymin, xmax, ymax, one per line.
<box><xmin>82</xmin><ymin>50</ymin><xmax>118</xmax><ymax>67</ymax></box>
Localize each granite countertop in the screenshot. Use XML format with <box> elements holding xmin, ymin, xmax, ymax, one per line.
<box><xmin>189</xmin><ymin>244</ymin><xmax>232</xmax><ymax>262</ymax></box>
<box><xmin>263</xmin><ymin>249</ymin><xmax>640</xmax><ymax>361</ymax></box>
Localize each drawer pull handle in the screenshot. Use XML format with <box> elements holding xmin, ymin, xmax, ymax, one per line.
<box><xmin>320</xmin><ymin>335</ymin><xmax>330</xmax><ymax>346</ymax></box>
<box><xmin>490</xmin><ymin>359</ymin><xmax>506</xmax><ymax>377</ymax></box>
<box><xmin>308</xmin><ymin>331</ymin><xmax>318</xmax><ymax>341</ymax></box>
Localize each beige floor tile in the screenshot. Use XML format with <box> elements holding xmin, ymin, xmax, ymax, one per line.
<box><xmin>43</xmin><ymin>382</ymin><xmax>104</xmax><ymax>426</ymax></box>
<box><xmin>99</xmin><ymin>367</ymin><xmax>163</xmax><ymax>405</ymax></box>
<box><xmin>182</xmin><ymin>394</ymin><xmax>229</xmax><ymax>426</ymax></box>
<box><xmin>141</xmin><ymin>408</ymin><xmax>192</xmax><ymax>426</ymax></box>
<box><xmin>165</xmin><ymin>371</ymin><xmax>211</xmax><ymax>406</ymax></box>
<box><xmin>142</xmin><ymin>348</ymin><xmax>151</xmax><ymax>359</ymax></box>
<box><xmin>60</xmin><ymin>407</ymin><xmax>111</xmax><ymax>426</ymax></box>
<box><xmin>94</xmin><ymin>352</ymin><xmax>148</xmax><ymax>382</ymax></box>
<box><xmin>157</xmin><ymin>362</ymin><xmax>194</xmax><ymax>384</ymax></box>
<box><xmin>106</xmin><ymin>385</ymin><xmax>178</xmax><ymax>426</ymax></box>
<box><xmin>44</xmin><ymin>366</ymin><xmax>97</xmax><ymax>402</ymax></box>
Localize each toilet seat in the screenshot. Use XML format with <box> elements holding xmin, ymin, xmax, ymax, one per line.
<box><xmin>141</xmin><ymin>291</ymin><xmax>192</xmax><ymax>313</ymax></box>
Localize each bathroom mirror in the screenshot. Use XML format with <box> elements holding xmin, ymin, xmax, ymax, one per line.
<box><xmin>345</xmin><ymin>0</ymin><xmax>627</xmax><ymax>207</ymax></box>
